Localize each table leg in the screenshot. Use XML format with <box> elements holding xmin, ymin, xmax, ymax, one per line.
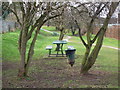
<box><xmin>55</xmin><ymin>44</ymin><xmax>60</xmax><ymax>51</ymax></box>
<box><xmin>56</xmin><ymin>51</ymin><xmax>59</xmax><ymax>57</ymax></box>
<box><xmin>56</xmin><ymin>44</ymin><xmax>60</xmax><ymax>56</ymax></box>
<box><xmin>61</xmin><ymin>44</ymin><xmax>64</xmax><ymax>56</ymax></box>
<box><xmin>49</xmin><ymin>49</ymin><xmax>51</xmax><ymax>57</ymax></box>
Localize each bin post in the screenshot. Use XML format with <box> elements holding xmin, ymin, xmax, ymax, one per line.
<box><xmin>65</xmin><ymin>49</ymin><xmax>76</xmax><ymax>67</ymax></box>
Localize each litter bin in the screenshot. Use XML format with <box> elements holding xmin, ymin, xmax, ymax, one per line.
<box><xmin>65</xmin><ymin>49</ymin><xmax>76</xmax><ymax>67</ymax></box>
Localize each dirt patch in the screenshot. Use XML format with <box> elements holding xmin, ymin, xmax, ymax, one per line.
<box><xmin>2</xmin><ymin>61</ymin><xmax>19</xmax><ymax>70</ymax></box>
<box><xmin>2</xmin><ymin>58</ymin><xmax>118</xmax><ymax>88</ymax></box>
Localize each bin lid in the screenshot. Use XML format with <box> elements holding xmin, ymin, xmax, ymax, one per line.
<box><xmin>66</xmin><ymin>49</ymin><xmax>76</xmax><ymax>51</ymax></box>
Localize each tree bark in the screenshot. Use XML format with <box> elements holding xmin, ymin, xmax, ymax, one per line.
<box><xmin>55</xmin><ymin>28</ymin><xmax>64</xmax><ymax>51</ymax></box>
<box><xmin>80</xmin><ymin>46</ymin><xmax>91</xmax><ymax>74</ymax></box>
<box><xmin>18</xmin><ymin>25</ymin><xmax>42</xmax><ymax>77</ymax></box>
<box><xmin>24</xmin><ymin>30</ymin><xmax>39</xmax><ymax>76</ymax></box>
<box><xmin>80</xmin><ymin>30</ymin><xmax>104</xmax><ymax>74</ymax></box>
<box><xmin>59</xmin><ymin>29</ymin><xmax>64</xmax><ymax>40</ymax></box>
<box><xmin>18</xmin><ymin>27</ymin><xmax>27</xmax><ymax>77</ymax></box>
<box><xmin>71</xmin><ymin>27</ymin><xmax>76</xmax><ymax>36</ymax></box>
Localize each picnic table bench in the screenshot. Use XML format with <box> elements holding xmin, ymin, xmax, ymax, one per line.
<box><xmin>46</xmin><ymin>45</ymin><xmax>53</xmax><ymax>57</ymax></box>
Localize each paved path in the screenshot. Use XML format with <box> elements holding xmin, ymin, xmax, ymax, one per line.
<box><xmin>41</xmin><ymin>28</ymin><xmax>59</xmax><ymax>34</ymax></box>
<box><xmin>100</xmin><ymin>45</ymin><xmax>120</xmax><ymax>50</ymax></box>
<box><xmin>41</xmin><ymin>28</ymin><xmax>53</xmax><ymax>33</ymax></box>
<box><xmin>63</xmin><ymin>35</ymin><xmax>120</xmax><ymax>50</ymax></box>
<box><xmin>63</xmin><ymin>36</ymin><xmax>72</xmax><ymax>42</ymax></box>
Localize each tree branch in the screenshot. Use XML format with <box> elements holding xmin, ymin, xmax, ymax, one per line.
<box><xmin>70</xmin><ymin>5</ymin><xmax>88</xmax><ymax>14</ymax></box>
<box><xmin>93</xmin><ymin>2</ymin><xmax>109</xmax><ymax>18</ymax></box>
<box><xmin>43</xmin><ymin>13</ymin><xmax>62</xmax><ymax>24</ymax></box>
<box><xmin>10</xmin><ymin>8</ymin><xmax>22</xmax><ymax>26</ymax></box>
<box><xmin>86</xmin><ymin>3</ymin><xmax>108</xmax><ymax>47</ymax></box>
<box><xmin>27</xmin><ymin>13</ymin><xmax>47</xmax><ymax>40</ymax></box>
<box><xmin>19</xmin><ymin>2</ymin><xmax>25</xmax><ymax>23</ymax></box>
<box><xmin>43</xmin><ymin>5</ymin><xmax>65</xmax><ymax>23</ymax></box>
<box><xmin>74</xmin><ymin>19</ymin><xmax>87</xmax><ymax>47</ymax></box>
<box><xmin>91</xmin><ymin>3</ymin><xmax>118</xmax><ymax>43</ymax></box>
<box><xmin>91</xmin><ymin>28</ymin><xmax>102</xmax><ymax>44</ymax></box>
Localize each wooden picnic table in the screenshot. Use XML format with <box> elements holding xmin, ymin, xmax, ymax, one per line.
<box><xmin>53</xmin><ymin>40</ymin><xmax>67</xmax><ymax>56</ymax></box>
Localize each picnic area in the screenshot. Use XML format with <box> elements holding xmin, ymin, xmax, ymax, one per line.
<box><xmin>1</xmin><ymin>1</ymin><xmax>120</xmax><ymax>89</ymax></box>
<box><xmin>2</xmin><ymin>26</ymin><xmax>119</xmax><ymax>88</ymax></box>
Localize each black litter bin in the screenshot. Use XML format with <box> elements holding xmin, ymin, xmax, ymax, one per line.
<box><xmin>65</xmin><ymin>49</ymin><xmax>76</xmax><ymax>67</ymax></box>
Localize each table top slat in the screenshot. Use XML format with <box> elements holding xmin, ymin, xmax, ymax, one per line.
<box><xmin>52</xmin><ymin>40</ymin><xmax>67</xmax><ymax>44</ymax></box>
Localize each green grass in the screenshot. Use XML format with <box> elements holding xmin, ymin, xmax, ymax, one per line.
<box><xmin>40</xmin><ymin>30</ymin><xmax>53</xmax><ymax>36</ymax></box>
<box><xmin>2</xmin><ymin>26</ymin><xmax>119</xmax><ymax>68</ymax></box>
<box><xmin>2</xmin><ymin>26</ymin><xmax>119</xmax><ymax>88</ymax></box>
<box><xmin>2</xmin><ymin>27</ymin><xmax>119</xmax><ymax>68</ymax></box>
<box><xmin>70</xmin><ymin>36</ymin><xmax>119</xmax><ymax>70</ymax></box>
<box><xmin>70</xmin><ymin>35</ymin><xmax>119</xmax><ymax>48</ymax></box>
<box><xmin>95</xmin><ymin>47</ymin><xmax>118</xmax><ymax>71</ymax></box>
<box><xmin>2</xmin><ymin>30</ymin><xmax>20</xmax><ymax>61</ymax></box>
<box><xmin>103</xmin><ymin>37</ymin><xmax>119</xmax><ymax>48</ymax></box>
<box><xmin>2</xmin><ymin>29</ymin><xmax>58</xmax><ymax>61</ymax></box>
<box><xmin>42</xmin><ymin>26</ymin><xmax>56</xmax><ymax>31</ymax></box>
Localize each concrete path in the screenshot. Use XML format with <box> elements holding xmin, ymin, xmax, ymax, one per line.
<box><xmin>63</xmin><ymin>36</ymin><xmax>72</xmax><ymax>42</ymax></box>
<box><xmin>100</xmin><ymin>45</ymin><xmax>120</xmax><ymax>50</ymax></box>
<box><xmin>41</xmin><ymin>28</ymin><xmax>59</xmax><ymax>34</ymax></box>
<box><xmin>63</xmin><ymin>35</ymin><xmax>120</xmax><ymax>51</ymax></box>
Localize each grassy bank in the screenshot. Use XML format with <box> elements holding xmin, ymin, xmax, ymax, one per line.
<box><xmin>2</xmin><ymin>29</ymin><xmax>58</xmax><ymax>62</ymax></box>
<box><xmin>70</xmin><ymin>35</ymin><xmax>119</xmax><ymax>48</ymax></box>
<box><xmin>2</xmin><ymin>27</ymin><xmax>119</xmax><ymax>68</ymax></box>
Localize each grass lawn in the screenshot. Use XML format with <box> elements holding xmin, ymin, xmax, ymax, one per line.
<box><xmin>42</xmin><ymin>26</ymin><xmax>56</xmax><ymax>31</ymax></box>
<box><xmin>2</xmin><ymin>27</ymin><xmax>119</xmax><ymax>88</ymax></box>
<box><xmin>70</xmin><ymin>35</ymin><xmax>119</xmax><ymax>48</ymax></box>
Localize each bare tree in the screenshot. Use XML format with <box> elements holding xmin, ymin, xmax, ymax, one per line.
<box><xmin>52</xmin><ymin>11</ymin><xmax>67</xmax><ymax>40</ymax></box>
<box><xmin>69</xmin><ymin>2</ymin><xmax>91</xmax><ymax>36</ymax></box>
<box><xmin>65</xmin><ymin>7</ymin><xmax>78</xmax><ymax>36</ymax></box>
<box><xmin>71</xmin><ymin>2</ymin><xmax>119</xmax><ymax>75</ymax></box>
<box><xmin>52</xmin><ymin>8</ymin><xmax>68</xmax><ymax>51</ymax></box>
<box><xmin>5</xmin><ymin>1</ymin><xmax>66</xmax><ymax>77</ymax></box>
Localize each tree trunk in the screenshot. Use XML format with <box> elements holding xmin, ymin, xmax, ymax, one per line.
<box><xmin>59</xmin><ymin>30</ymin><xmax>64</xmax><ymax>40</ymax></box>
<box><xmin>80</xmin><ymin>2</ymin><xmax>119</xmax><ymax>75</ymax></box>
<box><xmin>18</xmin><ymin>28</ymin><xmax>40</xmax><ymax>77</ymax></box>
<box><xmin>17</xmin><ymin>22</ymin><xmax>44</xmax><ymax>77</ymax></box>
<box><xmin>80</xmin><ymin>46</ymin><xmax>91</xmax><ymax>74</ymax></box>
<box><xmin>55</xmin><ymin>28</ymin><xmax>64</xmax><ymax>51</ymax></box>
<box><xmin>18</xmin><ymin>27</ymin><xmax>27</xmax><ymax>77</ymax></box>
<box><xmin>71</xmin><ymin>28</ymin><xmax>75</xmax><ymax>36</ymax></box>
<box><xmin>80</xmin><ymin>23</ymin><xmax>110</xmax><ymax>75</ymax></box>
<box><xmin>80</xmin><ymin>31</ymin><xmax>104</xmax><ymax>74</ymax></box>
<box><xmin>56</xmin><ymin>27</ymin><xmax>59</xmax><ymax>31</ymax></box>
<box><xmin>24</xmin><ymin>29</ymin><xmax>39</xmax><ymax>76</ymax></box>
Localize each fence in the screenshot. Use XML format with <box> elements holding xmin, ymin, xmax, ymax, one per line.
<box><xmin>92</xmin><ymin>25</ymin><xmax>120</xmax><ymax>40</ymax></box>
<box><xmin>0</xmin><ymin>19</ymin><xmax>19</xmax><ymax>33</ymax></box>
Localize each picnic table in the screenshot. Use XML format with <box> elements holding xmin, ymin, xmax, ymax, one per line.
<box><xmin>52</xmin><ymin>40</ymin><xmax>67</xmax><ymax>56</ymax></box>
